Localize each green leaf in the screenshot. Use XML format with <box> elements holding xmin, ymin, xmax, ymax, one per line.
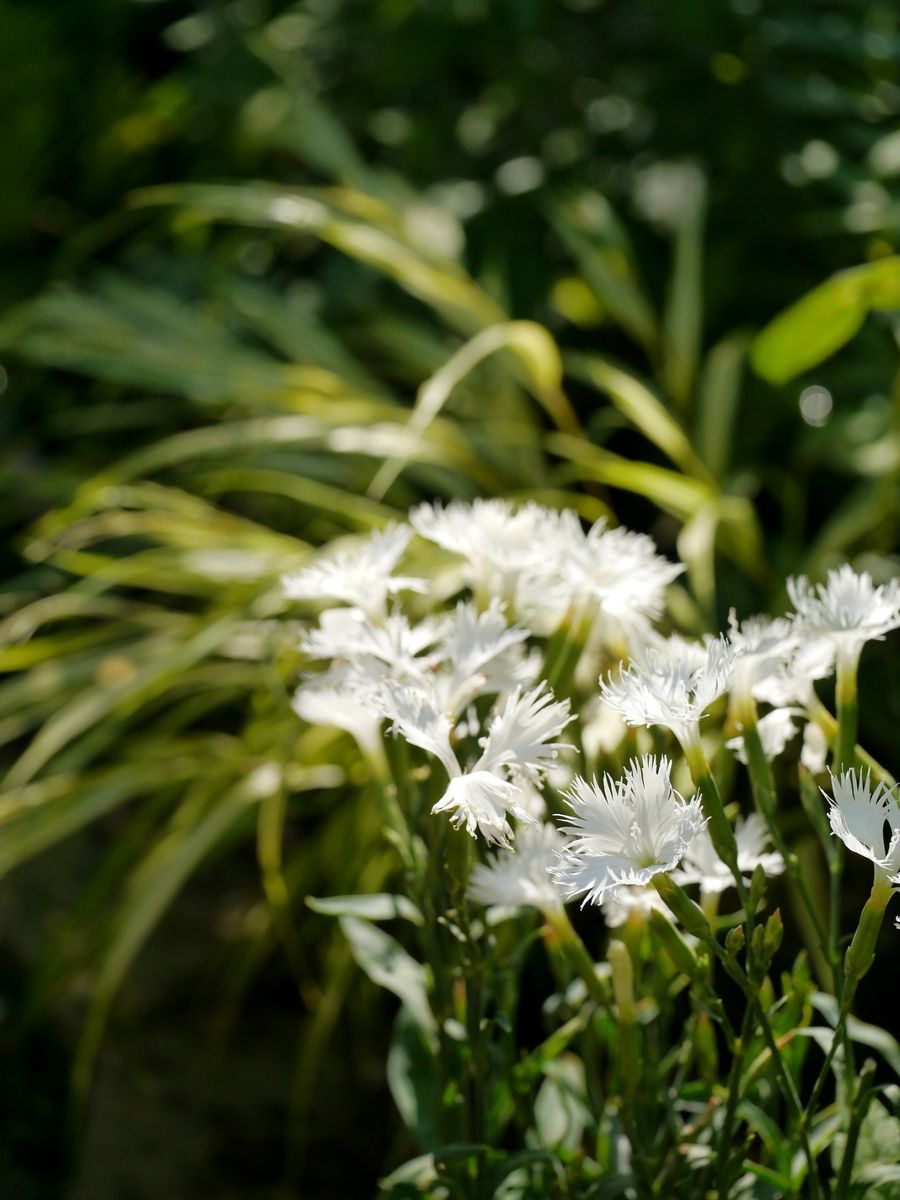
<box><xmin>566</xmin><ymin>352</ymin><xmax>711</xmax><ymax>480</ymax></box>
<box><xmin>132</xmin><ymin>183</ymin><xmax>507</xmax><ymax>335</ymax></box>
<box><xmin>386</xmin><ymin>1008</ymin><xmax>440</xmax><ymax>1150</ymax></box>
<box><xmin>378</xmin><ymin>1153</ymin><xmax>438</xmax><ymax>1191</ymax></box>
<box><xmin>4</xmin><ymin>611</ymin><xmax>244</xmax><ymax>786</ymax></box>
<box><xmin>751</xmin><ymin>258</ymin><xmax>900</xmax><ymax>384</ymax></box>
<box><xmin>340</xmin><ymin>915</ymin><xmax>436</xmax><ymax>1041</ymax></box>
<box><xmin>369</xmin><ymin>321</ymin><xmax>575</xmax><ymax>498</ymax></box>
<box><xmin>533</xmin><ymin>1053</ymin><xmax>591</xmax><ymax>1152</ymax></box>
<box><xmin>661</xmin><ymin>169</ymin><xmax>706</xmax><ymax>408</ymax></box>
<box><xmin>694</xmin><ymin>332</ymin><xmax>749</xmax><ymax>479</ymax></box>
<box><xmin>549</xmin><ymin>432</ymin><xmax>715</xmax><ymax>521</ymax></box>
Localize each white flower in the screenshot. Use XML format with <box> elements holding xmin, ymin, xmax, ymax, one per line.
<box><xmin>727</xmin><ymin>612</ymin><xmax>798</xmax><ymax>707</ymax></box>
<box><xmin>752</xmin><ymin>637</ymin><xmax>835</xmax><ymax>711</ymax></box>
<box><xmin>801</xmin><ymin>723</ymin><xmax>829</xmax><ymax>774</ymax></box>
<box><xmin>410</xmin><ymin>499</ymin><xmax>570</xmax><ymax>606</ymax></box>
<box><xmin>377</xmin><ymin>682</ymin><xmax>460</xmax><ymax>779</ymax></box>
<box><xmin>564</xmin><ymin>521</ymin><xmax>684</xmax><ymax>627</ymax></box>
<box><xmin>599</xmin><ymin>634</ymin><xmax>733</xmax><ymax>749</ymax></box>
<box><xmin>291</xmin><ymin>669</ymin><xmax>383</xmax><ymax>762</ymax></box>
<box><xmin>429</xmin><ymin>600</ymin><xmax>536</xmax><ymax>716</ymax></box>
<box><xmin>552</xmin><ymin>756</ymin><xmax>705</xmax><ymax>905</ymax></box>
<box><xmin>823</xmin><ymin>770</ymin><xmax>900</xmax><ymax>880</ymax></box>
<box><xmin>431</xmin><ymin>686</ymin><xmax>571</xmax><ymax>845</ymax></box>
<box><xmin>301</xmin><ymin>608</ymin><xmax>442</xmax><ymax>673</ymax></box>
<box><xmin>477</xmin><ymin>685</ymin><xmax>573</xmax><ymax>782</ymax></box>
<box><xmin>468</xmin><ymin>824</ymin><xmax>565</xmax><ymax>915</ymax></box>
<box><xmin>787</xmin><ymin>565</ymin><xmax>900</xmax><ymax>670</ymax></box>
<box><xmin>673</xmin><ymin>814</ymin><xmax>784</xmax><ymax>896</ymax></box>
<box><xmin>378</xmin><ymin>678</ymin><xmax>570</xmax><ymax>846</ymax></box>
<box><xmin>727</xmin><ymin>707</ymin><xmax>800</xmax><ymax>765</ymax></box>
<box><xmin>282</xmin><ymin>524</ymin><xmax>426</xmax><ymax>618</ymax></box>
<box><xmin>432</xmin><ymin>771</ymin><xmax>536</xmax><ymax>845</ymax></box>
<box><xmin>601</xmin><ymin>884</ymin><xmax>672</xmax><ymax>928</ymax></box>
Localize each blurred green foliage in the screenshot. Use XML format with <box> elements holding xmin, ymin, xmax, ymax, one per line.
<box><xmin>1</xmin><ymin>0</ymin><xmax>899</xmax><ymax>1196</ymax></box>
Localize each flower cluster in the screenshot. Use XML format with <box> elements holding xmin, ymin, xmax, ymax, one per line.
<box><xmin>284</xmin><ymin>501</ymin><xmax>900</xmax><ymax>1194</ymax></box>
<box><xmin>284</xmin><ymin>504</ymin><xmax>899</xmax><ymax>933</ymax></box>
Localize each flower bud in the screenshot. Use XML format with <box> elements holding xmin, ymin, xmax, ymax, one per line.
<box><xmin>652</xmin><ymin>873</ymin><xmax>711</xmax><ymax>939</ymax></box>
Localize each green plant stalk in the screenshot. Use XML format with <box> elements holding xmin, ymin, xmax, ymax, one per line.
<box><xmin>608</xmin><ymin>940</ymin><xmax>639</xmax><ymax>1092</ymax></box>
<box><xmin>804</xmin><ymin>875</ymin><xmax>892</xmax><ymax>1122</ymax></box>
<box><xmin>834</xmin><ymin>653</ymin><xmax>859</xmax><ymax>773</ymax></box>
<box><xmin>797</xmin><ymin>764</ymin><xmax>845</xmax><ymax>993</ymax></box>
<box><xmin>798</xmin><ymin>766</ymin><xmax>838</xmax><ymax>863</ymax></box>
<box><xmin>545</xmin><ymin>603</ymin><xmax>593</xmax><ymax>696</ymax></box>
<box><xmin>463</xmin><ymin>954</ymin><xmax>488</xmax><ymax>1200</ymax></box>
<box><xmin>681</xmin><ymin>735</ymin><xmax>745</xmax><ymax>904</ymax></box>
<box><xmin>830</xmin><ymin>842</ymin><xmax>846</xmax><ymax>1005</ymax></box>
<box><xmin>834</xmin><ymin>1060</ymin><xmax>877</xmax><ymax>1200</ymax></box>
<box><xmin>446</xmin><ymin>831</ymin><xmax>490</xmax><ymax>1200</ymax></box>
<box><xmin>380</xmin><ymin>732</ymin><xmax>419</xmax><ymax>862</ymax></box>
<box><xmin>732</xmin><ymin>976</ymin><xmax>824</xmax><ymax>1199</ymax></box>
<box><xmin>545</xmin><ymin>908</ymin><xmax>607</xmax><ymax>1005</ymax></box>
<box><xmin>808</xmin><ymin>699</ymin><xmax>896</xmax><ymax>785</ymax></box>
<box><xmin>738</xmin><ymin>708</ymin><xmax>830</xmax><ymax>959</ymax></box>
<box><xmin>607</xmin><ymin>939</ymin><xmax>656</xmax><ymax>1193</ymax></box>
<box><xmin>654</xmin><ymin>876</ymin><xmax>824</xmax><ymax>1200</ymax></box>
<box><xmin>714</xmin><ymin>1000</ymin><xmax>756</xmax><ymax>1199</ymax></box>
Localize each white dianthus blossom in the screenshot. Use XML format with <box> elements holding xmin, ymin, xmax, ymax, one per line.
<box><xmin>476</xmin><ymin>685</ymin><xmax>573</xmax><ymax>783</ymax></box>
<box><xmin>468</xmin><ymin>824</ymin><xmax>566</xmax><ymax>916</ymax></box>
<box><xmin>727</xmin><ymin>612</ymin><xmax>798</xmax><ymax>708</ymax></box>
<box><xmin>552</xmin><ymin>756</ymin><xmax>705</xmax><ymax>906</ymax></box>
<box><xmin>291</xmin><ymin>667</ymin><xmax>383</xmax><ymax>763</ymax></box>
<box><xmin>433</xmin><ymin>771</ymin><xmax>535</xmax><ymax>845</ymax></box>
<box><xmin>428</xmin><ymin>600</ymin><xmax>537</xmax><ymax>716</ymax></box>
<box><xmin>823</xmin><ymin>770</ymin><xmax>900</xmax><ymax>883</ymax></box>
<box><xmin>673</xmin><ymin>814</ymin><xmax>784</xmax><ymax>896</ymax></box>
<box><xmin>752</xmin><ymin>637</ymin><xmax>835</xmax><ymax>712</ymax></box>
<box><xmin>410</xmin><ymin>499</ymin><xmax>569</xmax><ymax>608</ymax></box>
<box><xmin>601</xmin><ymin>884</ymin><xmax>672</xmax><ymax>928</ymax></box>
<box><xmin>801</xmin><ymin>723</ymin><xmax>829</xmax><ymax>775</ymax></box>
<box><xmin>787</xmin><ymin>564</ymin><xmax>900</xmax><ymax>671</ymax></box>
<box><xmin>564</xmin><ymin>521</ymin><xmax>684</xmax><ymax>628</ymax></box>
<box><xmin>380</xmin><ymin>682</ymin><xmax>572</xmax><ymax>846</ymax></box>
<box><xmin>599</xmin><ymin>634</ymin><xmax>733</xmax><ymax>750</ymax></box>
<box><xmin>300</xmin><ymin>607</ymin><xmax>442</xmax><ymax>673</ymax></box>
<box><xmin>727</xmin><ymin>707</ymin><xmax>800</xmax><ymax>766</ymax></box>
<box><xmin>282</xmin><ymin>523</ymin><xmax>426</xmax><ymax>619</ymax></box>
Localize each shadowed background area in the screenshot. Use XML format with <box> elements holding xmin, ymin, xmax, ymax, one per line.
<box><xmin>0</xmin><ymin>1</ymin><xmax>898</xmax><ymax>1196</ymax></box>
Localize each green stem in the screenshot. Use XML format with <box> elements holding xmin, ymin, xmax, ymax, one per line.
<box><xmin>545</xmin><ymin>604</ymin><xmax>592</xmax><ymax>696</ymax></box>
<box><xmin>608</xmin><ymin>940</ymin><xmax>641</xmax><ymax>1105</ymax></box>
<box><xmin>797</xmin><ymin>766</ymin><xmax>843</xmax><ymax>992</ymax></box>
<box><xmin>692</xmin><ymin>916</ymin><xmax>824</xmax><ymax>1200</ymax></box>
<box><xmin>830</xmin><ymin>844</ymin><xmax>846</xmax><ymax>1004</ymax></box>
<box><xmin>806</xmin><ymin>878</ymin><xmax>891</xmax><ymax>1120</ymax></box>
<box><xmin>834</xmin><ymin>655</ymin><xmax>859</xmax><ymax>773</ymax></box>
<box><xmin>546</xmin><ymin>908</ymin><xmax>607</xmax><ymax>1005</ymax></box>
<box><xmin>809</xmin><ymin>700</ymin><xmax>896</xmax><ymax>785</ymax></box>
<box><xmin>741</xmin><ymin>716</ymin><xmax>830</xmax><ymax>957</ymax></box>
<box><xmin>714</xmin><ymin>1000</ymin><xmax>755</xmax><ymax>1198</ymax></box>
<box><xmin>834</xmin><ymin>1061</ymin><xmax>877</xmax><ymax>1200</ymax></box>
<box><xmin>682</xmin><ymin>737</ymin><xmax>747</xmax><ymax>908</ymax></box>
